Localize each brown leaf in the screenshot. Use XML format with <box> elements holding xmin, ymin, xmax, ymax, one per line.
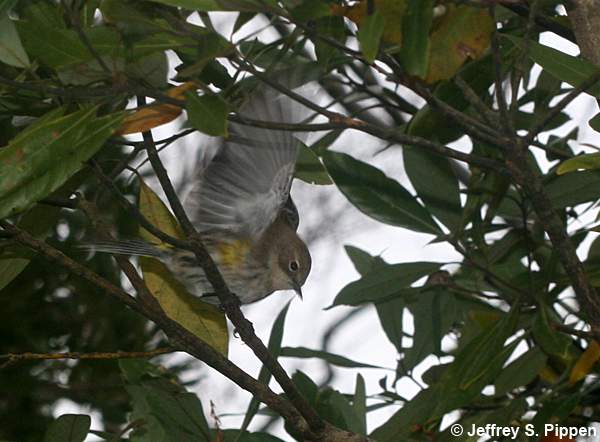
<box><xmin>117</xmin><ymin>82</ymin><xmax>197</xmax><ymax>135</ymax></box>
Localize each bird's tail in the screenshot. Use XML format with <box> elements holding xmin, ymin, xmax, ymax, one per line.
<box><xmin>78</xmin><ymin>239</ymin><xmax>163</xmax><ymax>257</ymax></box>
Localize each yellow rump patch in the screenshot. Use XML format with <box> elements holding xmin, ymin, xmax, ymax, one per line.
<box><xmin>217</xmin><ymin>240</ymin><xmax>251</xmax><ymax>267</ymax></box>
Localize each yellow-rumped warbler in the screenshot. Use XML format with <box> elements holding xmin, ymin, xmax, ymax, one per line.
<box><xmin>92</xmin><ymin>86</ymin><xmax>312</xmax><ymax>304</ymax></box>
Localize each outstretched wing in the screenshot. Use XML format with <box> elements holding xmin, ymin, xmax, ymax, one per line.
<box><xmin>184</xmin><ymin>87</ymin><xmax>307</xmax><ymax>238</ymax></box>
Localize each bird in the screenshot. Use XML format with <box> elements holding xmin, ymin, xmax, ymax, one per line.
<box><xmin>90</xmin><ymin>85</ymin><xmax>312</xmax><ymax>305</ymax></box>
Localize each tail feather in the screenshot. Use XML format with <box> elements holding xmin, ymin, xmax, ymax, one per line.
<box><xmin>78</xmin><ymin>239</ymin><xmax>163</xmax><ymax>258</ymax></box>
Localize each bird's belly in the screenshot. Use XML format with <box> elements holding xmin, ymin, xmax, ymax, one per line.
<box><xmin>166</xmin><ymin>250</ymin><xmax>272</xmax><ymax>304</ymax></box>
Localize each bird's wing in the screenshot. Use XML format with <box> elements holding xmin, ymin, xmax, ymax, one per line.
<box><xmin>184</xmin><ymin>87</ymin><xmax>307</xmax><ymax>238</ymax></box>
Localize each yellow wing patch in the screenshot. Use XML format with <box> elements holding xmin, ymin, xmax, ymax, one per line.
<box><xmin>217</xmin><ymin>240</ymin><xmax>251</xmax><ymax>268</ymax></box>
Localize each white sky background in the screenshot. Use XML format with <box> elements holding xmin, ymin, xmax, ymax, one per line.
<box><xmin>49</xmin><ymin>9</ymin><xmax>600</xmax><ymax>442</ymax></box>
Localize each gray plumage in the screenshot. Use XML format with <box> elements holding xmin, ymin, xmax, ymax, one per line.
<box><xmin>183</xmin><ymin>87</ymin><xmax>307</xmax><ymax>239</ymax></box>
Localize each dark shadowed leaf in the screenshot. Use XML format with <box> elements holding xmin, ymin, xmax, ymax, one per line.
<box><xmin>376</xmin><ymin>298</ymin><xmax>405</xmax><ymax>353</ymax></box>
<box><xmin>240</xmin><ymin>302</ymin><xmax>291</xmax><ymax>432</ymax></box>
<box><xmin>494</xmin><ymin>346</ymin><xmax>547</xmax><ymax>396</ymax></box>
<box><xmin>506</xmin><ymin>34</ymin><xmax>600</xmax><ymax>98</ymax></box>
<box><xmin>43</xmin><ymin>414</ymin><xmax>90</xmax><ymax>442</ymax></box>
<box><xmin>329</xmin><ymin>261</ymin><xmax>441</xmax><ymax>307</ymax></box>
<box><xmin>545</xmin><ymin>170</ymin><xmax>600</xmax><ymax>208</ymax></box>
<box><xmin>370</xmin><ymin>387</ymin><xmax>440</xmax><ymax>441</ymax></box>
<box><xmin>357</xmin><ymin>10</ymin><xmax>384</xmax><ymax>63</ymax></box>
<box><xmin>532</xmin><ymin>306</ymin><xmax>572</xmax><ymax>361</ymax></box>
<box><xmin>295</xmin><ymin>144</ymin><xmax>332</xmax><ymax>185</ymax></box>
<box><xmin>403</xmin><ymin>146</ymin><xmax>462</xmax><ymax>232</ymax></box>
<box><xmin>404</xmin><ymin>289</ymin><xmax>463</xmax><ymax>370</ymax></box>
<box><xmin>353</xmin><ymin>374</ymin><xmax>367</xmax><ymax>436</ymax></box>
<box><xmin>148</xmin><ymin>0</ymin><xmax>274</xmax><ymax>12</ymax></box>
<box><xmin>280</xmin><ymin>346</ymin><xmax>384</xmax><ymax>369</ymax></box>
<box><xmin>322</xmin><ymin>151</ymin><xmax>441</xmax><ymax>234</ymax></box>
<box><xmin>399</xmin><ymin>0</ymin><xmax>433</xmax><ymax>78</ymax></box>
<box><xmin>218</xmin><ymin>430</ymin><xmax>286</xmax><ymax>441</ymax></box>
<box><xmin>371</xmin><ymin>308</ymin><xmax>519</xmax><ymax>442</ymax></box>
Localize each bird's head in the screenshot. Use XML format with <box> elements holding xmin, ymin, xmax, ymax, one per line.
<box><xmin>271</xmin><ymin>232</ymin><xmax>311</xmax><ymax>298</ymax></box>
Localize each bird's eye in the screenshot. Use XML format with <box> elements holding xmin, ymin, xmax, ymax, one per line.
<box><xmin>289</xmin><ymin>260</ymin><xmax>299</xmax><ymax>272</ymax></box>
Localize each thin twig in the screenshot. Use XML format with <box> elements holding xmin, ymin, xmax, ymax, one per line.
<box><xmin>0</xmin><ymin>347</ymin><xmax>174</xmax><ymax>369</ymax></box>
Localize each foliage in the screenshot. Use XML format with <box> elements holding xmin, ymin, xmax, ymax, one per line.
<box><xmin>1</xmin><ymin>0</ymin><xmax>600</xmax><ymax>441</ymax></box>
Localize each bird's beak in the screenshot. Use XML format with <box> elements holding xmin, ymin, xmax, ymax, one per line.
<box><xmin>292</xmin><ymin>279</ymin><xmax>303</xmax><ymax>300</ymax></box>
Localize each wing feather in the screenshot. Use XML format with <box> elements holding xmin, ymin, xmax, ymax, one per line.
<box><xmin>184</xmin><ymin>87</ymin><xmax>309</xmax><ymax>238</ymax></box>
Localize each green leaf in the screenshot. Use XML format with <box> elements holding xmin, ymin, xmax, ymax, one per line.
<box><xmin>0</xmin><ymin>107</ymin><xmax>122</xmax><ymax>219</ymax></box>
<box><xmin>557</xmin><ymin>151</ymin><xmax>600</xmax><ymax>175</ymax></box>
<box><xmin>352</xmin><ymin>374</ymin><xmax>367</xmax><ymax>436</ymax></box>
<box><xmin>280</xmin><ymin>346</ymin><xmax>384</xmax><ymax>369</ymax></box>
<box><xmin>357</xmin><ymin>10</ymin><xmax>384</xmax><ymax>63</ymax></box>
<box><xmin>400</xmin><ymin>0</ymin><xmax>433</xmax><ymax>77</ymax></box>
<box><xmin>532</xmin><ymin>306</ymin><xmax>572</xmax><ymax>361</ymax></box>
<box><xmin>295</xmin><ymin>143</ymin><xmax>332</xmax><ymax>185</ymax></box>
<box><xmin>322</xmin><ymin>151</ymin><xmax>441</xmax><ymax>234</ymax></box>
<box><xmin>0</xmin><ymin>14</ymin><xmax>30</xmax><ymax>67</ymax></box>
<box><xmin>494</xmin><ymin>346</ymin><xmax>547</xmax><ymax>396</ymax></box>
<box><xmin>403</xmin><ymin>146</ymin><xmax>462</xmax><ymax>232</ymax></box>
<box><xmin>329</xmin><ymin>261</ymin><xmax>441</xmax><ymax>307</ymax></box>
<box><xmin>505</xmin><ymin>34</ymin><xmax>600</xmax><ymax>98</ymax></box>
<box><xmin>186</xmin><ymin>92</ymin><xmax>229</xmax><ymax>136</ymax></box>
<box><xmin>43</xmin><ymin>414</ymin><xmax>90</xmax><ymax>442</ymax></box>
<box><xmin>240</xmin><ymin>302</ymin><xmax>291</xmax><ymax>433</ymax></box>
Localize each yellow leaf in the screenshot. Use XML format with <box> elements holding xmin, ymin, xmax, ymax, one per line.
<box><xmin>117</xmin><ymin>82</ymin><xmax>197</xmax><ymax>135</ymax></box>
<box><xmin>425</xmin><ymin>5</ymin><xmax>494</xmax><ymax>84</ymax></box>
<box><xmin>138</xmin><ymin>179</ymin><xmax>228</xmax><ymax>356</ymax></box>
<box><xmin>138</xmin><ymin>180</ymin><xmax>184</xmax><ymax>245</ymax></box>
<box><xmin>332</xmin><ymin>0</ymin><xmax>406</xmax><ymax>44</ymax></box>
<box><xmin>141</xmin><ymin>257</ymin><xmax>229</xmax><ymax>356</ymax></box>
<box><xmin>569</xmin><ymin>340</ymin><xmax>600</xmax><ymax>384</ymax></box>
